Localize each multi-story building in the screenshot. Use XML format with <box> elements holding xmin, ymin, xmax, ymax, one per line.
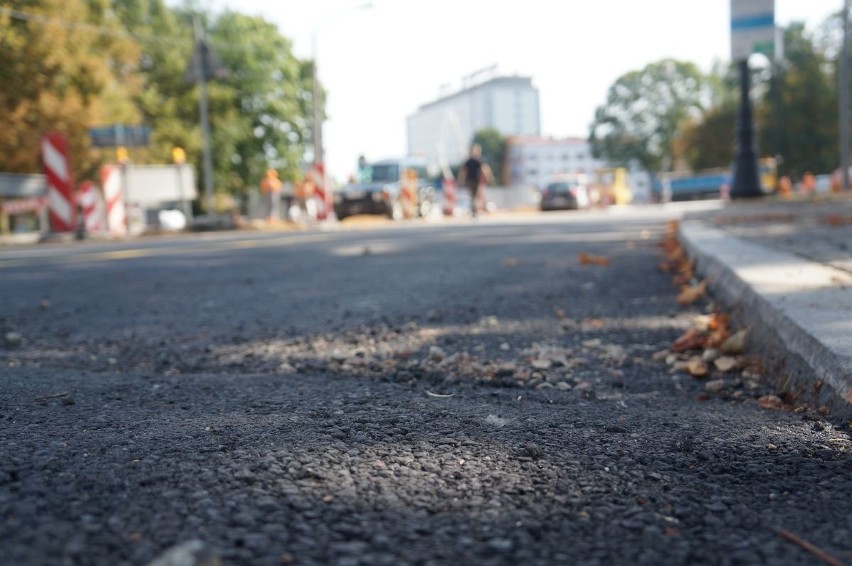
<box><xmin>505</xmin><ymin>135</ymin><xmax>652</xmax><ymax>201</ymax></box>
<box><xmin>505</xmin><ymin>136</ymin><xmax>605</xmax><ymax>189</ymax></box>
<box><xmin>407</xmin><ymin>72</ymin><xmax>540</xmax><ymax>170</ymax></box>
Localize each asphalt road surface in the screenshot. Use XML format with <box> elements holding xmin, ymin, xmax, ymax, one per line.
<box><xmin>1</xmin><ymin>207</ymin><xmax>850</xmax><ymax>565</ymax></box>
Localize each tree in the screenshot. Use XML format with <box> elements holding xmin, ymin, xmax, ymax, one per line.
<box><xmin>208</xmin><ymin>10</ymin><xmax>313</xmax><ymax>196</ymax></box>
<box><xmin>678</xmin><ymin>62</ymin><xmax>739</xmax><ymax>171</ymax></box>
<box><xmin>756</xmin><ymin>22</ymin><xmax>837</xmax><ymax>178</ymax></box>
<box><xmin>0</xmin><ymin>0</ymin><xmax>140</xmax><ymax>177</ymax></box>
<box><xmin>588</xmin><ymin>59</ymin><xmax>710</xmax><ymax>175</ymax></box>
<box><xmin>115</xmin><ymin>3</ymin><xmax>316</xmax><ymax>203</ymax></box>
<box><xmin>471</xmin><ymin>127</ymin><xmax>506</xmax><ymax>184</ymax></box>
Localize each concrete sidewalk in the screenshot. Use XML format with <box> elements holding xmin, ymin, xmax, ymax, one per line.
<box><xmin>680</xmin><ymin>194</ymin><xmax>852</xmax><ymax>417</ymax></box>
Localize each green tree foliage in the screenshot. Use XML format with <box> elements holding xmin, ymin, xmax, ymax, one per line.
<box><xmin>0</xmin><ymin>0</ymin><xmax>316</xmax><ymax>203</ymax></box>
<box><xmin>678</xmin><ymin>63</ymin><xmax>738</xmax><ymax>171</ymax></box>
<box><xmin>589</xmin><ymin>59</ymin><xmax>710</xmax><ymax>175</ymax></box>
<box><xmin>0</xmin><ymin>0</ymin><xmax>140</xmax><ymax>177</ymax></box>
<box><xmin>207</xmin><ymin>11</ymin><xmax>313</xmax><ymax>196</ymax></box>
<box><xmin>471</xmin><ymin>127</ymin><xmax>506</xmax><ymax>183</ymax></box>
<box><xmin>111</xmin><ymin>0</ymin><xmax>195</xmax><ymax>166</ymax></box>
<box><xmin>757</xmin><ymin>22</ymin><xmax>837</xmax><ymax>177</ymax></box>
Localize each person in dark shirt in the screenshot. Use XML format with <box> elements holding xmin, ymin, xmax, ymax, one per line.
<box><xmin>457</xmin><ymin>143</ymin><xmax>493</xmax><ymax>217</ymax></box>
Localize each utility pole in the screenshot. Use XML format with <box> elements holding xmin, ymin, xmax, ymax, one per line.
<box><xmin>193</xmin><ymin>17</ymin><xmax>215</xmax><ymax>215</ymax></box>
<box><xmin>842</xmin><ymin>0</ymin><xmax>850</xmax><ymax>192</ymax></box>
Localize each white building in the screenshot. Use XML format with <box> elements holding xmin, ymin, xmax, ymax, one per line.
<box><xmin>505</xmin><ymin>136</ymin><xmax>605</xmax><ymax>189</ymax></box>
<box><xmin>505</xmin><ymin>135</ymin><xmax>652</xmax><ymax>201</ymax></box>
<box><xmin>407</xmin><ymin>73</ymin><xmax>540</xmax><ymax>169</ymax></box>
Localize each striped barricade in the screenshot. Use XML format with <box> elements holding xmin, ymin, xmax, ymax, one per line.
<box><xmin>41</xmin><ymin>132</ymin><xmax>75</xmax><ymax>233</ymax></box>
<box><xmin>77</xmin><ymin>181</ymin><xmax>106</xmax><ymax>234</ymax></box>
<box><xmin>101</xmin><ymin>165</ymin><xmax>127</xmax><ymax>237</ymax></box>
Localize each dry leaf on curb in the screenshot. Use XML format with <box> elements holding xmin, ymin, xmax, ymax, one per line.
<box><xmin>579</xmin><ymin>252</ymin><xmax>610</xmax><ymax>266</ymax></box>
<box><xmin>672</xmin><ymin>328</ymin><xmax>706</xmax><ymax>353</ymax></box>
<box><xmin>677</xmin><ymin>280</ymin><xmax>708</xmax><ymax>305</ymax></box>
<box><xmin>758</xmin><ymin>394</ymin><xmax>783</xmax><ymax>409</ymax></box>
<box><xmin>686</xmin><ymin>358</ymin><xmax>708</xmax><ymax>377</ymax></box>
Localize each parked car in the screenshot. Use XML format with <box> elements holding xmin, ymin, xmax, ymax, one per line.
<box><xmin>539</xmin><ymin>175</ymin><xmax>590</xmax><ymax>211</ymax></box>
<box><xmin>334</xmin><ymin>158</ymin><xmax>436</xmax><ymax>221</ymax></box>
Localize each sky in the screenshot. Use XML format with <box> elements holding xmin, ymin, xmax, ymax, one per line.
<box><xmin>200</xmin><ymin>0</ymin><xmax>841</xmax><ymax>181</ymax></box>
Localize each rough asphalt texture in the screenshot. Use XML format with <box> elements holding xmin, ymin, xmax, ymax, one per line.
<box><xmin>1</xmin><ymin>215</ymin><xmax>850</xmax><ymax>565</ymax></box>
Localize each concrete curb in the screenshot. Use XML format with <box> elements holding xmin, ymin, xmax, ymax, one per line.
<box><xmin>680</xmin><ymin>220</ymin><xmax>852</xmax><ymax>417</ymax></box>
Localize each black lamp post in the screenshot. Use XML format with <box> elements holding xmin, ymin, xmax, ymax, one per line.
<box><xmin>730</xmin><ymin>59</ymin><xmax>763</xmax><ymax>198</ymax></box>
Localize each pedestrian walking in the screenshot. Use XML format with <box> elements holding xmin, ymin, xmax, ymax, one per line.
<box><xmin>260</xmin><ymin>168</ymin><xmax>282</xmax><ymax>221</ymax></box>
<box><xmin>457</xmin><ymin>144</ymin><xmax>493</xmax><ymax>217</ymax></box>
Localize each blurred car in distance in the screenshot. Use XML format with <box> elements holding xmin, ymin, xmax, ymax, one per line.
<box><xmin>334</xmin><ymin>158</ymin><xmax>435</xmax><ymax>221</ymax></box>
<box><xmin>540</xmin><ymin>174</ymin><xmax>590</xmax><ymax>211</ymax></box>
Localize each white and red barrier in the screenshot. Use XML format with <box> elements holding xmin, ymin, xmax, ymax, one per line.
<box><xmin>77</xmin><ymin>181</ymin><xmax>106</xmax><ymax>234</ymax></box>
<box><xmin>101</xmin><ymin>165</ymin><xmax>127</xmax><ymax>237</ymax></box>
<box><xmin>310</xmin><ymin>163</ymin><xmax>331</xmax><ymax>220</ymax></box>
<box><xmin>41</xmin><ymin>132</ymin><xmax>75</xmax><ymax>233</ymax></box>
<box><xmin>442</xmin><ymin>178</ymin><xmax>457</xmax><ymax>216</ymax></box>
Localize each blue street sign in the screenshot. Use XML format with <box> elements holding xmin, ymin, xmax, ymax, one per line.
<box><xmin>88</xmin><ymin>125</ymin><xmax>152</xmax><ymax>148</ymax></box>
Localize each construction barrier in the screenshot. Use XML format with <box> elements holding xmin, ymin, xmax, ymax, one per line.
<box><xmin>400</xmin><ymin>168</ymin><xmax>418</xmax><ymax>219</ymax></box>
<box><xmin>77</xmin><ymin>181</ymin><xmax>106</xmax><ymax>234</ymax></box>
<box><xmin>310</xmin><ymin>163</ymin><xmax>331</xmax><ymax>220</ymax></box>
<box><xmin>41</xmin><ymin>132</ymin><xmax>75</xmax><ymax>233</ymax></box>
<box><xmin>442</xmin><ymin>179</ymin><xmax>457</xmax><ymax>216</ymax></box>
<box><xmin>101</xmin><ymin>165</ymin><xmax>127</xmax><ymax>237</ymax></box>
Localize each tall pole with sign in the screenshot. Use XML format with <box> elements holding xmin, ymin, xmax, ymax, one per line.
<box><xmin>730</xmin><ymin>0</ymin><xmax>774</xmax><ymax>198</ymax></box>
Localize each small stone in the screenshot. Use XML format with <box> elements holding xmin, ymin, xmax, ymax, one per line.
<box><xmin>5</xmin><ymin>332</ymin><xmax>22</xmax><ymax>346</ymax></box>
<box><xmin>39</xmin><ymin>299</ymin><xmax>50</xmax><ymax>310</ymax></box>
<box><xmin>500</xmin><ymin>343</ymin><xmax>511</xmax><ymax>351</ymax></box>
<box><xmin>701</xmin><ymin>349</ymin><xmax>720</xmax><ymax>363</ymax></box>
<box><xmin>704</xmin><ymin>379</ymin><xmax>725</xmax><ymax>393</ymax></box>
<box><xmin>531</xmin><ymin>359</ymin><xmax>551</xmax><ymax>370</ymax></box>
<box><xmin>486</xmin><ymin>538</ymin><xmax>514</xmax><ymax>552</ymax></box>
<box><xmin>652</xmin><ymin>350</ymin><xmax>670</xmax><ymax>362</ymax></box>
<box><xmin>555</xmin><ymin>382</ymin><xmax>572</xmax><ymax>391</ymax></box>
<box><xmin>720</xmin><ymin>330</ymin><xmax>747</xmax><ymax>355</ymax></box>
<box><xmin>147</xmin><ymin>540</ymin><xmax>221</xmax><ymax>566</ymax></box>
<box><xmin>428</xmin><ymin>346</ymin><xmax>446</xmax><ymax>362</ymax></box>
<box><xmin>714</xmin><ymin>356</ymin><xmax>738</xmax><ymax>372</ymax></box>
<box><xmin>767</xmin><ymin>443</ymin><xmax>778</xmax><ymax>451</ymax></box>
<box><xmin>685</xmin><ymin>358</ymin><xmax>708</xmax><ymax>377</ymax></box>
<box><xmin>330</xmin><ymin>351</ymin><xmax>348</xmax><ymax>363</ymax></box>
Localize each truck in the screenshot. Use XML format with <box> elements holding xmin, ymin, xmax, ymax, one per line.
<box><xmin>651</xmin><ymin>158</ymin><xmax>776</xmax><ymax>202</ymax></box>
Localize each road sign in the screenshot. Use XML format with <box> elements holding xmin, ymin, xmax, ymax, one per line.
<box><xmin>88</xmin><ymin>125</ymin><xmax>152</xmax><ymax>148</ymax></box>
<box><xmin>731</xmin><ymin>0</ymin><xmax>775</xmax><ymax>61</ymax></box>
